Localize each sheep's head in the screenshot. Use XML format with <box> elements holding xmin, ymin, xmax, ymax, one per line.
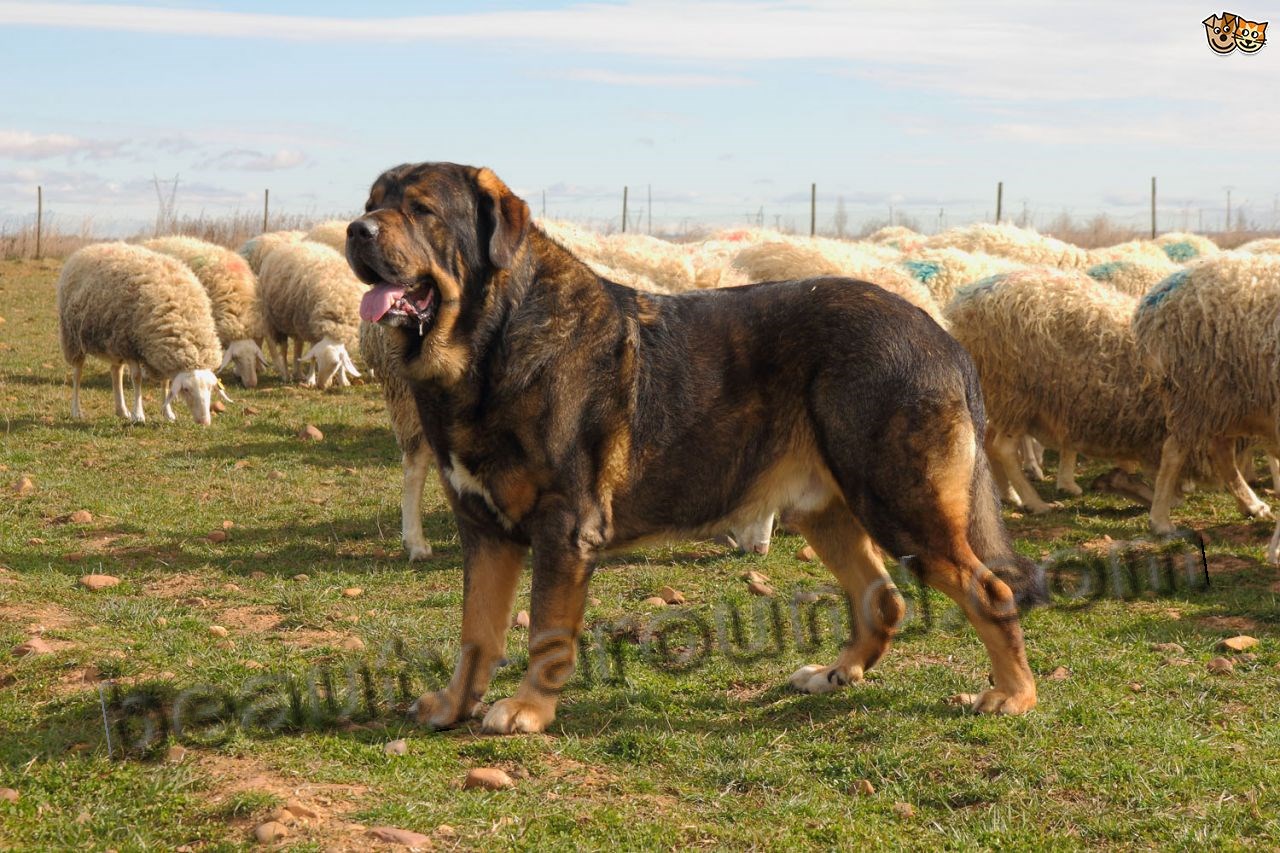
<box><xmin>301</xmin><ymin>336</ymin><xmax>361</xmax><ymax>390</ymax></box>
<box><xmin>165</xmin><ymin>369</ymin><xmax>231</xmax><ymax>425</ymax></box>
<box><xmin>729</xmin><ymin>513</ymin><xmax>775</xmax><ymax>556</ymax></box>
<box><xmin>219</xmin><ymin>338</ymin><xmax>270</xmax><ymax>388</ymax></box>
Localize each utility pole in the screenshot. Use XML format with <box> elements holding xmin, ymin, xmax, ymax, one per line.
<box><xmin>262</xmin><ymin>189</ymin><xmax>269</xmax><ymax>233</ymax></box>
<box><xmin>1150</xmin><ymin>176</ymin><xmax>1156</xmax><ymax>239</ymax></box>
<box><xmin>810</xmin><ymin>183</ymin><xmax>816</xmax><ymax>237</ymax></box>
<box><xmin>542</xmin><ymin>190</ymin><xmax>546</xmax><ymax>219</ymax></box>
<box><xmin>1225</xmin><ymin>186</ymin><xmax>1233</xmax><ymax>232</ymax></box>
<box><xmin>995</xmin><ymin>181</ymin><xmax>1003</xmax><ymax>223</ymax></box>
<box><xmin>35</xmin><ymin>185</ymin><xmax>43</xmax><ymax>260</ymax></box>
<box><xmin>621</xmin><ymin>186</ymin><xmax>628</xmax><ymax>234</ymax></box>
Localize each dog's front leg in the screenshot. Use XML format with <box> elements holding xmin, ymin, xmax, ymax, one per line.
<box><xmin>483</xmin><ymin>506</ymin><xmax>592</xmax><ymax>735</ymax></box>
<box><xmin>410</xmin><ymin>533</ymin><xmax>526</xmax><ymax>728</ymax></box>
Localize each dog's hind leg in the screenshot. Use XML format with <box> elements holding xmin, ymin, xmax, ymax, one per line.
<box><xmin>788</xmin><ymin>500</ymin><xmax>904</xmax><ymax>694</ymax></box>
<box><xmin>411</xmin><ymin>535</ymin><xmax>525</xmax><ymax>728</ymax></box>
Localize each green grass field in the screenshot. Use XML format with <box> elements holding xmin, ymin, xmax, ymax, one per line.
<box><xmin>2</xmin><ymin>257</ymin><xmax>1279</xmax><ymax>850</ymax></box>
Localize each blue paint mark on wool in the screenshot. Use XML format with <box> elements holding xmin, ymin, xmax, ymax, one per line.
<box><xmin>1087</xmin><ymin>261</ymin><xmax>1125</xmax><ymax>281</ymax></box>
<box><xmin>1139</xmin><ymin>268</ymin><xmax>1190</xmax><ymax>311</ymax></box>
<box><xmin>902</xmin><ymin>259</ymin><xmax>941</xmax><ymax>283</ymax></box>
<box><xmin>954</xmin><ymin>273</ymin><xmax>1008</xmax><ymax>301</ymax></box>
<box><xmin>1163</xmin><ymin>241</ymin><xmax>1198</xmax><ymax>262</ymax></box>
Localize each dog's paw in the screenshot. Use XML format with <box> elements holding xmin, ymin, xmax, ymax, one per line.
<box><xmin>946</xmin><ymin>689</ymin><xmax>1036</xmax><ymax>715</ymax></box>
<box><xmin>788</xmin><ymin>663</ymin><xmax>861</xmax><ymax>694</ymax></box>
<box><xmin>408</xmin><ymin>690</ymin><xmax>470</xmax><ymax>729</ymax></box>
<box><xmin>481</xmin><ymin>697</ymin><xmax>554</xmax><ymax>734</ymax></box>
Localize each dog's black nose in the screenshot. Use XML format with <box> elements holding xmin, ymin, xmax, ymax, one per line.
<box><xmin>348</xmin><ymin>218</ymin><xmax>379</xmax><ymax>242</ymax></box>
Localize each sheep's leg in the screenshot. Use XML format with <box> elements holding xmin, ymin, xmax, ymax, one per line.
<box><xmin>1021</xmin><ymin>436</ymin><xmax>1047</xmax><ymax>481</ymax></box>
<box><xmin>161</xmin><ymin>379</ymin><xmax>176</xmax><ymax>422</ymax></box>
<box><xmin>291</xmin><ymin>338</ymin><xmax>305</xmax><ymax>382</ymax></box>
<box><xmin>109</xmin><ymin>362</ymin><xmax>128</xmax><ymax>419</ymax></box>
<box><xmin>402</xmin><ymin>445</ymin><xmax>433</xmax><ymax>561</ymax></box>
<box><xmin>267</xmin><ymin>335</ymin><xmax>288</xmax><ymax>379</ymax></box>
<box><xmin>1055</xmin><ymin>446</ymin><xmax>1083</xmax><ymax>496</ymax></box>
<box><xmin>1209</xmin><ymin>436</ymin><xmax>1273</xmax><ymax>521</ymax></box>
<box><xmin>1269</xmin><ymin>456</ymin><xmax>1280</xmax><ymax>493</ymax></box>
<box><xmin>986</xmin><ymin>430</ymin><xmax>1024</xmax><ymax>505</ymax></box>
<box><xmin>128</xmin><ymin>362</ymin><xmax>146</xmax><ymax>423</ymax></box>
<box><xmin>70</xmin><ymin>361</ymin><xmax>84</xmax><ymax>420</ymax></box>
<box><xmin>990</xmin><ymin>431</ymin><xmax>1059</xmax><ymax>513</ymax></box>
<box><xmin>1151</xmin><ymin>434</ymin><xmax>1191</xmax><ymax>535</ymax></box>
<box><xmin>1269</xmin><ymin>520</ymin><xmax>1280</xmax><ymax>565</ymax></box>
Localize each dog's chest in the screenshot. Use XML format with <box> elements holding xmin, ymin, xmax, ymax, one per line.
<box><xmin>442</xmin><ymin>453</ymin><xmax>516</xmax><ymax>530</ymax></box>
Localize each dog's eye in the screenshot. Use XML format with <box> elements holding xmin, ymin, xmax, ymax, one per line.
<box><xmin>411</xmin><ymin>201</ymin><xmax>434</xmax><ymax>216</ymax></box>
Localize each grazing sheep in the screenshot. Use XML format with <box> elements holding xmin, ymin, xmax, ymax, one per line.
<box><xmin>1237</xmin><ymin>238</ymin><xmax>1280</xmax><ymax>255</ymax></box>
<box><xmin>900</xmin><ymin>247</ymin><xmax>1020</xmax><ymax>305</ymax></box>
<box><xmin>1087</xmin><ymin>239</ymin><xmax>1176</xmax><ymax>268</ymax></box>
<box><xmin>865</xmin><ymin>225</ymin><xmax>921</xmax><ymax>250</ymax></box>
<box><xmin>1132</xmin><ymin>253</ymin><xmax>1280</xmax><ymax>552</ymax></box>
<box><xmin>729</xmin><ymin>240</ymin><xmax>945</xmax><ymax>325</ymax></box>
<box><xmin>924</xmin><ymin>222</ymin><xmax>1090</xmax><ymax>269</ymax></box>
<box><xmin>1085</xmin><ymin>256</ymin><xmax>1179</xmax><ymax>298</ymax></box>
<box><xmin>58</xmin><ymin>243</ymin><xmax>228</xmax><ymax>425</ymax></box>
<box><xmin>536</xmin><ymin>221</ymin><xmax>668</xmax><ymax>292</ymax></box>
<box><xmin>946</xmin><ymin>268</ymin><xmax>1171</xmax><ymax>513</ymax></box>
<box><xmin>305</xmin><ymin>219</ymin><xmax>350</xmax><ymax>253</ymax></box>
<box><xmin>359</xmin><ymin>321</ymin><xmax>432</xmax><ymax>560</ymax></box>
<box><xmin>142</xmin><ymin>235</ymin><xmax>268</xmax><ymax>388</ymax></box>
<box><xmin>1153</xmin><ymin>231</ymin><xmax>1218</xmax><ymax>262</ymax></box>
<box><xmin>257</xmin><ymin>241</ymin><xmax>363</xmax><ymax>389</ymax></box>
<box><xmin>238</xmin><ymin>230</ymin><xmax>305</xmax><ymax>275</ymax></box>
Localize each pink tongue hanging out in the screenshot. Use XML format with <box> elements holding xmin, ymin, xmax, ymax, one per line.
<box><xmin>359</xmin><ymin>284</ymin><xmax>406</xmax><ymax>323</ymax></box>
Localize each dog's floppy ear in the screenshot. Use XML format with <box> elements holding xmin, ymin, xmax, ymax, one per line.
<box><xmin>475</xmin><ymin>167</ymin><xmax>530</xmax><ymax>269</ymax></box>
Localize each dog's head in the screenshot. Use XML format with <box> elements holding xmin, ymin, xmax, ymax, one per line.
<box><xmin>1204</xmin><ymin>13</ymin><xmax>1238</xmax><ymax>53</ymax></box>
<box><xmin>346</xmin><ymin>163</ymin><xmax>531</xmax><ymax>382</ymax></box>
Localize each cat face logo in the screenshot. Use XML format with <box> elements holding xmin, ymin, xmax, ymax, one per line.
<box><xmin>1235</xmin><ymin>17</ymin><xmax>1267</xmax><ymax>51</ymax></box>
<box><xmin>1203</xmin><ymin>12</ymin><xmax>1238</xmax><ymax>53</ymax></box>
<box><xmin>1205</xmin><ymin>11</ymin><xmax>1267</xmax><ymax>53</ymax></box>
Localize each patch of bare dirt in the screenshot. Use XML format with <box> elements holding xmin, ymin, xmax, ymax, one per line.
<box><xmin>144</xmin><ymin>573</ymin><xmax>207</xmax><ymax>599</ymax></box>
<box><xmin>1196</xmin><ymin>615</ymin><xmax>1261</xmax><ymax>633</ymax></box>
<box><xmin>0</xmin><ymin>602</ymin><xmax>77</xmax><ymax>634</ymax></box>
<box><xmin>217</xmin><ymin>606</ymin><xmax>282</xmax><ymax>634</ymax></box>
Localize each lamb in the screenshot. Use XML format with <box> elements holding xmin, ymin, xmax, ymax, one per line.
<box><xmin>304</xmin><ymin>219</ymin><xmax>350</xmax><ymax>253</ymax></box>
<box><xmin>1153</xmin><ymin>231</ymin><xmax>1218</xmax><ymax>262</ymax></box>
<box><xmin>729</xmin><ymin>240</ymin><xmax>945</xmax><ymax>326</ymax></box>
<box><xmin>358</xmin><ymin>320</ymin><xmax>433</xmax><ymax>560</ymax></box>
<box><xmin>238</xmin><ymin>230</ymin><xmax>305</xmax><ymax>275</ymax></box>
<box><xmin>257</xmin><ymin>241</ymin><xmax>363</xmax><ymax>389</ymax></box>
<box><xmin>142</xmin><ymin>235</ymin><xmax>268</xmax><ymax>387</ymax></box>
<box><xmin>946</xmin><ymin>267</ymin><xmax>1172</xmax><ymax>513</ymax></box>
<box><xmin>1085</xmin><ymin>256</ymin><xmax>1179</xmax><ymax>298</ymax></box>
<box><xmin>1132</xmin><ymin>253</ymin><xmax>1280</xmax><ymax>554</ymax></box>
<box><xmin>58</xmin><ymin>243</ymin><xmax>228</xmax><ymax>425</ymax></box>
<box><xmin>924</xmin><ymin>222</ymin><xmax>1090</xmax><ymax>269</ymax></box>
<box><xmin>899</xmin><ymin>247</ymin><xmax>1020</xmax><ymax>306</ymax></box>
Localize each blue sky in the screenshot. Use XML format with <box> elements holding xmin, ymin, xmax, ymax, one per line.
<box><xmin>1</xmin><ymin>1</ymin><xmax>1277</xmax><ymax>235</ymax></box>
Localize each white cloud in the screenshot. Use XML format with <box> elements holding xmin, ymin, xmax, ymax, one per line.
<box><xmin>194</xmin><ymin>148</ymin><xmax>307</xmax><ymax>172</ymax></box>
<box><xmin>556</xmin><ymin>69</ymin><xmax>748</xmax><ymax>87</ymax></box>
<box><xmin>0</xmin><ymin>129</ymin><xmax>126</xmax><ymax>160</ymax></box>
<box><xmin>1</xmin><ymin>1</ymin><xmax>1264</xmax><ymax>105</ymax></box>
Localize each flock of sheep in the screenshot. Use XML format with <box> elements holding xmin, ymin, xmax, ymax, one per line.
<box><xmin>54</xmin><ymin>217</ymin><xmax>1280</xmax><ymax>564</ymax></box>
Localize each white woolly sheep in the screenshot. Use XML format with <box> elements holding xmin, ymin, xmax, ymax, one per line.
<box><xmin>359</xmin><ymin>320</ymin><xmax>432</xmax><ymax>560</ymax></box>
<box><xmin>1087</xmin><ymin>239</ymin><xmax>1174</xmax><ymax>268</ymax></box>
<box><xmin>946</xmin><ymin>267</ymin><xmax>1175</xmax><ymax>514</ymax></box>
<box><xmin>304</xmin><ymin>219</ymin><xmax>350</xmax><ymax>253</ymax></box>
<box><xmin>1084</xmin><ymin>256</ymin><xmax>1179</xmax><ymax>298</ymax></box>
<box><xmin>729</xmin><ymin>240</ymin><xmax>945</xmax><ymax>326</ymax></box>
<box><xmin>143</xmin><ymin>235</ymin><xmax>268</xmax><ymax>388</ymax></box>
<box><xmin>238</xmin><ymin>230</ymin><xmax>305</xmax><ymax>276</ymax></box>
<box><xmin>924</xmin><ymin>222</ymin><xmax>1090</xmax><ymax>269</ymax></box>
<box><xmin>1132</xmin><ymin>253</ymin><xmax>1280</xmax><ymax>555</ymax></box>
<box><xmin>899</xmin><ymin>247</ymin><xmax>1020</xmax><ymax>306</ymax></box>
<box><xmin>257</xmin><ymin>241</ymin><xmax>363</xmax><ymax>389</ymax></box>
<box><xmin>865</xmin><ymin>225</ymin><xmax>922</xmax><ymax>250</ymax></box>
<box><xmin>1153</xmin><ymin>231</ymin><xmax>1218</xmax><ymax>263</ymax></box>
<box><xmin>58</xmin><ymin>243</ymin><xmax>228</xmax><ymax>425</ymax></box>
<box><xmin>1237</xmin><ymin>238</ymin><xmax>1280</xmax><ymax>255</ymax></box>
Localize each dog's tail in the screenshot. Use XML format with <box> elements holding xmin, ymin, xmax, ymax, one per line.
<box><xmin>963</xmin><ymin>378</ymin><xmax>1049</xmax><ymax>610</ymax></box>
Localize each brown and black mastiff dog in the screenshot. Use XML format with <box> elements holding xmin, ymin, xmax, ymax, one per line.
<box><xmin>346</xmin><ymin>162</ymin><xmax>1046</xmax><ymax>734</ymax></box>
